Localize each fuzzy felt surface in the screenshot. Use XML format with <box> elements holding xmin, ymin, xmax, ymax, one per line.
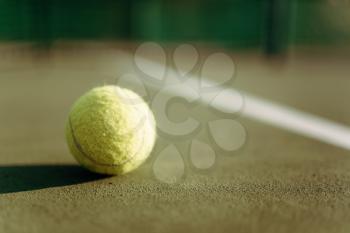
<box><xmin>66</xmin><ymin>86</ymin><xmax>156</xmax><ymax>175</ymax></box>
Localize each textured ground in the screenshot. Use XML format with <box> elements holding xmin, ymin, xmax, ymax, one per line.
<box><xmin>0</xmin><ymin>43</ymin><xmax>350</xmax><ymax>233</ymax></box>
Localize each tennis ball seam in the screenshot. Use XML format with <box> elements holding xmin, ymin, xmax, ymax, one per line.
<box><xmin>68</xmin><ymin>117</ymin><xmax>146</xmax><ymax>168</ymax></box>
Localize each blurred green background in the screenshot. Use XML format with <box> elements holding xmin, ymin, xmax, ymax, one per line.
<box><xmin>0</xmin><ymin>0</ymin><xmax>349</xmax><ymax>53</ymax></box>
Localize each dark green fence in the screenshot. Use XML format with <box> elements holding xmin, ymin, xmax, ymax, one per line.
<box><xmin>0</xmin><ymin>0</ymin><xmax>349</xmax><ymax>51</ymax></box>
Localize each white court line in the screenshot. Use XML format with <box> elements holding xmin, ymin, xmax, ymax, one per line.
<box><xmin>119</xmin><ymin>52</ymin><xmax>350</xmax><ymax>151</ymax></box>
<box><xmin>241</xmin><ymin>94</ymin><xmax>350</xmax><ymax>151</ymax></box>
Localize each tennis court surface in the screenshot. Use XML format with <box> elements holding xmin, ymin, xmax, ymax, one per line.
<box><xmin>1</xmin><ymin>43</ymin><xmax>350</xmax><ymax>233</ymax></box>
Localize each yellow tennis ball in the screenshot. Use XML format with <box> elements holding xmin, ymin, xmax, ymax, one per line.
<box><xmin>65</xmin><ymin>85</ymin><xmax>156</xmax><ymax>175</ymax></box>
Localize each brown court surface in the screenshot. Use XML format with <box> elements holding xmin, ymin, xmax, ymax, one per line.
<box><xmin>0</xmin><ymin>43</ymin><xmax>350</xmax><ymax>233</ymax></box>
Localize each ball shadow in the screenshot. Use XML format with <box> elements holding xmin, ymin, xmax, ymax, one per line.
<box><xmin>0</xmin><ymin>164</ymin><xmax>106</xmax><ymax>194</ymax></box>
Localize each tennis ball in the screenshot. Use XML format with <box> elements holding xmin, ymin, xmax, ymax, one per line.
<box><xmin>65</xmin><ymin>85</ymin><xmax>156</xmax><ymax>175</ymax></box>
